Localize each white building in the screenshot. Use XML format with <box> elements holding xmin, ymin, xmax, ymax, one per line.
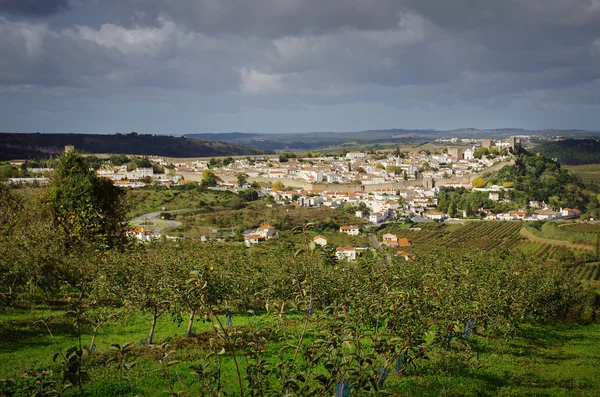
<box><xmin>336</xmin><ymin>246</ymin><xmax>357</xmax><ymax>261</ymax></box>
<box><xmin>313</xmin><ymin>235</ymin><xmax>328</xmax><ymax>246</ymax></box>
<box><xmin>340</xmin><ymin>225</ymin><xmax>360</xmax><ymax>235</ymax></box>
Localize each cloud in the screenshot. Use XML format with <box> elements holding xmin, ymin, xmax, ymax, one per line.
<box><xmin>240</xmin><ymin>68</ymin><xmax>285</xmax><ymax>95</ymax></box>
<box><xmin>2</xmin><ymin>0</ymin><xmax>600</xmax><ymax>132</ymax></box>
<box><xmin>0</xmin><ymin>0</ymin><xmax>72</xmax><ymax>16</ymax></box>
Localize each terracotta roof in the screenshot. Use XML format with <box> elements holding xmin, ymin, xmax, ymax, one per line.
<box><xmin>247</xmin><ymin>234</ymin><xmax>266</xmax><ymax>239</ymax></box>
<box><xmin>336</xmin><ymin>246</ymin><xmax>356</xmax><ymax>251</ymax></box>
<box><xmin>397</xmin><ymin>238</ymin><xmax>410</xmax><ymax>247</ymax></box>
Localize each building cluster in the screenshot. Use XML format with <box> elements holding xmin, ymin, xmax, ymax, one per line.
<box><xmin>268</xmin><ymin>187</ymin><xmax>439</xmax><ymax>224</ymax></box>
<box><xmin>192</xmin><ymin>143</ymin><xmax>510</xmax><ymax>186</ymax></box>
<box><xmin>95</xmin><ymin>165</ymin><xmax>182</xmax><ymax>187</ymax></box>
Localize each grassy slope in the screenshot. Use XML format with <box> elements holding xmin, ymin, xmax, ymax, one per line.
<box><xmin>565</xmin><ymin>164</ymin><xmax>600</xmax><ymax>184</ymax></box>
<box><xmin>126</xmin><ymin>188</ymin><xmax>237</xmax><ymax>218</ymax></box>
<box><xmin>1</xmin><ymin>307</ymin><xmax>599</xmax><ymax>396</ymax></box>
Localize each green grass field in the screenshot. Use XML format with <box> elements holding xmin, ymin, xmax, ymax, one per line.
<box><xmin>126</xmin><ymin>187</ymin><xmax>238</xmax><ymax>218</ymax></box>
<box><xmin>1</xmin><ymin>306</ymin><xmax>599</xmax><ymax>396</ymax></box>
<box><xmin>565</xmin><ymin>164</ymin><xmax>600</xmax><ymax>184</ymax></box>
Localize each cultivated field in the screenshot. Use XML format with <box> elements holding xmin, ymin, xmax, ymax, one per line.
<box><xmin>565</xmin><ymin>164</ymin><xmax>600</xmax><ymax>183</ymax></box>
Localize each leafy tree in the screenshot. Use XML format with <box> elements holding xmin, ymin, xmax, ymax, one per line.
<box><xmin>385</xmin><ymin>166</ymin><xmax>402</xmax><ymax>174</ymax></box>
<box><xmin>278</xmin><ymin>152</ymin><xmax>297</xmax><ymax>162</ymax></box>
<box><xmin>0</xmin><ymin>164</ymin><xmax>22</xmax><ymax>180</ymax></box>
<box><xmin>273</xmin><ymin>181</ymin><xmax>285</xmax><ymax>190</ymax></box>
<box><xmin>47</xmin><ymin>151</ymin><xmax>127</xmax><ymax>249</ymax></box>
<box><xmin>448</xmin><ymin>201</ymin><xmax>457</xmax><ymax>218</ymax></box>
<box><xmin>109</xmin><ymin>153</ymin><xmax>130</xmax><ymax>166</ymax></box>
<box><xmin>472</xmin><ymin>177</ymin><xmax>486</xmax><ymax>188</ymax></box>
<box><xmin>236</xmin><ymin>173</ymin><xmax>248</xmax><ymax>187</ymax></box>
<box><xmin>202</xmin><ymin>170</ymin><xmax>217</xmax><ymax>187</ymax></box>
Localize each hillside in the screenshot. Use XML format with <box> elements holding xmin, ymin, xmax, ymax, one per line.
<box><xmin>487</xmin><ymin>149</ymin><xmax>591</xmax><ymax>209</ymax></box>
<box><xmin>186</xmin><ymin>129</ymin><xmax>597</xmax><ymax>151</ymax></box>
<box><xmin>0</xmin><ymin>132</ymin><xmax>274</xmax><ymax>160</ymax></box>
<box><xmin>533</xmin><ymin>138</ymin><xmax>600</xmax><ymax>165</ymax></box>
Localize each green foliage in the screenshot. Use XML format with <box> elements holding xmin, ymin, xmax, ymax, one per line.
<box><xmin>201</xmin><ymin>170</ymin><xmax>217</xmax><ymax>187</ymax></box>
<box><xmin>0</xmin><ymin>164</ymin><xmax>25</xmax><ymax>180</ymax></box>
<box><xmin>110</xmin><ymin>153</ymin><xmax>130</xmax><ymax>166</ymax></box>
<box><xmin>385</xmin><ymin>165</ymin><xmax>402</xmax><ymax>174</ymax></box>
<box><xmin>492</xmin><ymin>150</ymin><xmax>589</xmax><ymax>209</ymax></box>
<box><xmin>0</xmin><ymin>133</ymin><xmax>274</xmax><ymax>160</ymax></box>
<box><xmin>534</xmin><ymin>138</ymin><xmax>600</xmax><ymax>165</ymax></box>
<box><xmin>278</xmin><ymin>152</ymin><xmax>297</xmax><ymax>162</ymax></box>
<box><xmin>437</xmin><ymin>187</ymin><xmax>496</xmax><ymax>214</ymax></box>
<box><xmin>47</xmin><ymin>151</ymin><xmax>127</xmax><ymax>249</ymax></box>
<box><xmin>236</xmin><ymin>173</ymin><xmax>248</xmax><ymax>187</ymax></box>
<box><xmin>471</xmin><ymin>177</ymin><xmax>486</xmax><ymax>188</ymax></box>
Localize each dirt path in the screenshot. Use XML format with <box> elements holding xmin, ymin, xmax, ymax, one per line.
<box><xmin>519</xmin><ymin>227</ymin><xmax>594</xmax><ymax>251</ymax></box>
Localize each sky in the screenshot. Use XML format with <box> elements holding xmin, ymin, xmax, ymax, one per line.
<box><xmin>1</xmin><ymin>0</ymin><xmax>600</xmax><ymax>134</ymax></box>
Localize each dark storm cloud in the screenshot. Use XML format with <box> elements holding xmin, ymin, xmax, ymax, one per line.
<box><xmin>104</xmin><ymin>0</ymin><xmax>600</xmax><ymax>36</ymax></box>
<box><xmin>1</xmin><ymin>0</ymin><xmax>600</xmax><ymax>132</ymax></box>
<box><xmin>0</xmin><ymin>0</ymin><xmax>72</xmax><ymax>16</ymax></box>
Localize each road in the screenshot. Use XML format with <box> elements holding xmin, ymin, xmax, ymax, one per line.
<box><xmin>130</xmin><ymin>210</ymin><xmax>184</xmax><ymax>236</ymax></box>
<box><xmin>368</xmin><ymin>233</ymin><xmax>392</xmax><ymax>264</ymax></box>
<box><xmin>368</xmin><ymin>233</ymin><xmax>381</xmax><ymax>249</ymax></box>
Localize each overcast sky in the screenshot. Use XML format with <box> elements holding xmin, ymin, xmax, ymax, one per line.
<box><xmin>1</xmin><ymin>0</ymin><xmax>600</xmax><ymax>134</ymax></box>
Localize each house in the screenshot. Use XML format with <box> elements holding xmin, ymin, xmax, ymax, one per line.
<box><xmin>340</xmin><ymin>225</ymin><xmax>360</xmax><ymax>235</ymax></box>
<box><xmin>489</xmin><ymin>192</ymin><xmax>500</xmax><ymax>201</ymax></box>
<box><xmin>129</xmin><ymin>227</ymin><xmax>154</xmax><ymax>242</ymax></box>
<box><xmin>313</xmin><ymin>235</ymin><xmax>328</xmax><ymax>247</ymax></box>
<box><xmin>560</xmin><ymin>208</ymin><xmax>581</xmax><ymax>219</ymax></box>
<box><xmin>463</xmin><ymin>148</ymin><xmax>474</xmax><ymax>160</ymax></box>
<box><xmin>7</xmin><ymin>177</ymin><xmax>49</xmax><ymax>186</ymax></box>
<box><xmin>396</xmin><ymin>250</ymin><xmax>412</xmax><ymax>261</ymax></box>
<box><xmin>336</xmin><ymin>246</ymin><xmax>357</xmax><ymax>261</ymax></box>
<box><xmin>533</xmin><ymin>210</ymin><xmax>561</xmax><ymax>220</ymax></box>
<box><xmin>369</xmin><ymin>212</ymin><xmax>385</xmax><ymax>224</ymax></box>
<box><xmin>382</xmin><ymin>233</ymin><xmax>399</xmax><ymax>247</ymax></box>
<box><xmin>257</xmin><ymin>224</ymin><xmax>276</xmax><ymax>238</ymax></box>
<box><xmin>382</xmin><ymin>233</ymin><xmax>397</xmax><ymax>243</ymax></box>
<box><xmin>425</xmin><ymin>211</ymin><xmax>447</xmax><ymax>220</ymax></box>
<box><xmin>245</xmin><ymin>234</ymin><xmax>266</xmax><ymax>246</ymax></box>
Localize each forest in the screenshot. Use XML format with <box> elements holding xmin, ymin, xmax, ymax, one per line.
<box><xmin>0</xmin><ymin>133</ymin><xmax>273</xmax><ymax>161</ymax></box>
<box><xmin>532</xmin><ymin>138</ymin><xmax>600</xmax><ymax>165</ymax></box>
<box><xmin>1</xmin><ymin>152</ymin><xmax>599</xmax><ymax>396</ymax></box>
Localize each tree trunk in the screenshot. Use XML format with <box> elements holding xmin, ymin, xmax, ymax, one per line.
<box><xmin>148</xmin><ymin>308</ymin><xmax>158</xmax><ymax>344</ymax></box>
<box><xmin>186</xmin><ymin>309</ymin><xmax>196</xmax><ymax>336</ymax></box>
<box><xmin>89</xmin><ymin>328</ymin><xmax>98</xmax><ymax>353</ymax></box>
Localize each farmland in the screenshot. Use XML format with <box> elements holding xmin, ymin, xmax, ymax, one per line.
<box><xmin>2</xmin><ymin>150</ymin><xmax>600</xmax><ymax>397</ymax></box>
<box><xmin>378</xmin><ymin>221</ymin><xmax>523</xmax><ymax>255</ymax></box>
<box><xmin>564</xmin><ymin>163</ymin><xmax>600</xmax><ymax>184</ymax></box>
<box><xmin>572</xmin><ymin>262</ymin><xmax>600</xmax><ymax>282</ymax></box>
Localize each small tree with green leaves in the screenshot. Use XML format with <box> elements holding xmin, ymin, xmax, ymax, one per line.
<box><xmin>47</xmin><ymin>151</ymin><xmax>127</xmax><ymax>249</ymax></box>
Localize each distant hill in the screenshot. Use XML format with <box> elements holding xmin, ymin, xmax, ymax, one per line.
<box><xmin>533</xmin><ymin>138</ymin><xmax>600</xmax><ymax>165</ymax></box>
<box><xmin>186</xmin><ymin>129</ymin><xmax>598</xmax><ymax>151</ymax></box>
<box><xmin>0</xmin><ymin>133</ymin><xmax>274</xmax><ymax>160</ymax></box>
